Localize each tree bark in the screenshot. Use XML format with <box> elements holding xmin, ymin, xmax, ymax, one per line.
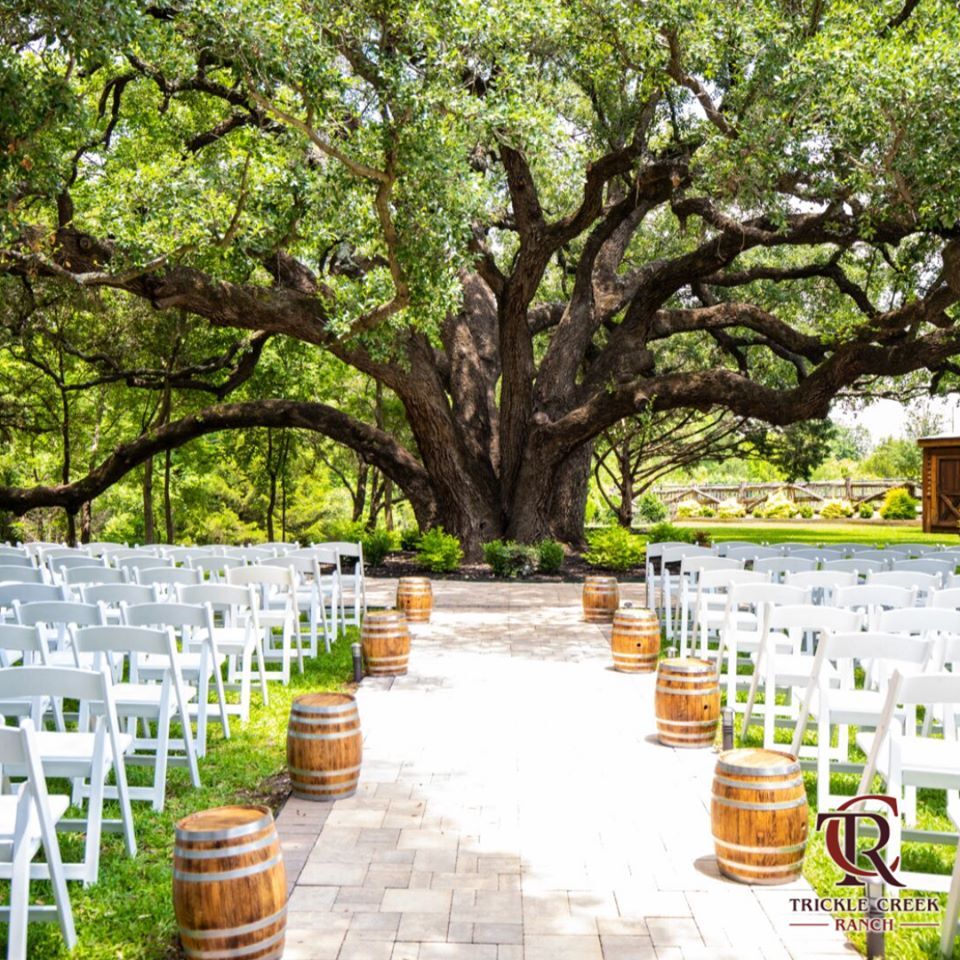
<box><xmin>143</xmin><ymin>459</ymin><xmax>155</xmax><ymax>544</ymax></box>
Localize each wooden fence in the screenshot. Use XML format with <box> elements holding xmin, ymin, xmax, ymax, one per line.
<box><xmin>652</xmin><ymin>479</ymin><xmax>917</xmax><ymax>511</ymax></box>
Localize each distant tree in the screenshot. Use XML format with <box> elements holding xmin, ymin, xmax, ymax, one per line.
<box><xmin>749</xmin><ymin>420</ymin><xmax>837</xmax><ymax>482</ymax></box>
<box><xmin>830</xmin><ymin>424</ymin><xmax>872</xmax><ymax>462</ymax></box>
<box><xmin>861</xmin><ymin>437</ymin><xmax>922</xmax><ymax>480</ymax></box>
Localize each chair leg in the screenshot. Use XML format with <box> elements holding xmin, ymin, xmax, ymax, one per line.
<box><xmin>741</xmin><ymin>657</ymin><xmax>761</xmax><ymax>739</ymax></box>
<box><xmin>239</xmin><ymin>648</ymin><xmax>252</xmax><ymax>723</ymax></box>
<box><xmin>941</xmin><ymin>852</ymin><xmax>960</xmax><ymax>957</ymax></box>
<box><xmin>8</xmin><ymin>838</ymin><xmax>32</xmax><ymax>960</ymax></box>
<box><xmin>212</xmin><ymin>656</ymin><xmax>230</xmax><ymax>742</ymax></box>
<box><xmin>153</xmin><ymin>710</ymin><xmax>171</xmax><ymax>812</ymax></box>
<box><xmin>254</xmin><ymin>640</ymin><xmax>269</xmax><ymax>707</ymax></box>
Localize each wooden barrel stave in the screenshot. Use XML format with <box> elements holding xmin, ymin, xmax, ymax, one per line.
<box><xmin>287</xmin><ymin>693</ymin><xmax>362</xmax><ymax>801</ymax></box>
<box><xmin>361</xmin><ymin>610</ymin><xmax>411</xmax><ymax>675</ymax></box>
<box><xmin>654</xmin><ymin>658</ymin><xmax>720</xmax><ymax>747</ymax></box>
<box><xmin>582</xmin><ymin>576</ymin><xmax>619</xmax><ymax>623</ymax></box>
<box><xmin>396</xmin><ymin>577</ymin><xmax>433</xmax><ymax>622</ymax></box>
<box><xmin>173</xmin><ymin>805</ymin><xmax>287</xmax><ymax>960</ymax></box>
<box><xmin>610</xmin><ymin>608</ymin><xmax>660</xmax><ymax>673</ymax></box>
<box><xmin>711</xmin><ymin>748</ymin><xmax>808</xmax><ymax>884</ymax></box>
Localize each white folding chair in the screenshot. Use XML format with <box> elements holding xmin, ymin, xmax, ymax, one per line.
<box><xmin>116</xmin><ymin>556</ymin><xmax>174</xmax><ymax>579</ymax></box>
<box><xmin>892</xmin><ymin>558</ymin><xmax>954</xmax><ymax>579</ymax></box>
<box><xmin>790</xmin><ymin>631</ymin><xmax>932</xmax><ymax>810</ymax></box>
<box><xmin>0</xmin><ymin>556</ymin><xmax>35</xmax><ymax>569</ymax></box>
<box><xmin>660</xmin><ymin>545</ymin><xmax>715</xmax><ymax>639</ymax></box>
<box><xmin>691</xmin><ymin>569</ymin><xmax>768</xmax><ymax>658</ymax></box>
<box><xmin>868</xmin><ymin>569</ymin><xmax>941</xmax><ymax>604</ymax></box>
<box><xmin>226</xmin><ymin>565</ymin><xmax>302</xmax><ymax>683</ymax></box>
<box><xmin>753</xmin><ymin>556</ymin><xmax>815</xmax><ymax>582</ymax></box>
<box><xmin>897</xmin><ymin>543</ymin><xmax>940</xmax><ymax>558</ymax></box>
<box><xmin>785</xmin><ymin>569</ymin><xmax>857</xmax><ymax>606</ymax></box>
<box><xmin>82</xmin><ymin>542</ymin><xmax>128</xmax><ymax>559</ymax></box>
<box><xmin>79</xmin><ymin>583</ymin><xmax>157</xmax><ymax>624</ymax></box>
<box><xmin>644</xmin><ymin>541</ymin><xmax>688</xmax><ymax>611</ymax></box>
<box><xmin>0</xmin><ymin>626</ymin><xmax>56</xmax><ymax>728</ymax></box>
<box><xmin>222</xmin><ymin>546</ymin><xmax>276</xmax><ymax>562</ymax></box>
<box><xmin>930</xmin><ymin>588</ymin><xmax>960</xmax><ymax>612</ymax></box>
<box><xmin>0</xmin><ymin>720</ymin><xmax>75</xmax><ymax>960</ymax></box>
<box><xmin>193</xmin><ymin>556</ymin><xmax>247</xmax><ymax>583</ymax></box>
<box><xmin>268</xmin><ymin>554</ymin><xmax>338</xmax><ymax>655</ymax></box>
<box><xmin>714</xmin><ymin>541</ymin><xmax>756</xmax><ymax>558</ymax></box>
<box><xmin>177</xmin><ymin>583</ymin><xmax>269</xmax><ymax>723</ymax></box>
<box><xmin>717</xmin><ymin>582</ymin><xmax>810</xmax><ymax>708</ymax></box>
<box><xmin>725</xmin><ymin>545</ymin><xmax>781</xmax><ymax>563</ymax></box>
<box><xmin>121</xmin><ymin>601</ymin><xmax>229</xmax><ymax>757</ymax></box>
<box><xmin>13</xmin><ymin>600</ymin><xmax>106</xmax><ymax>671</ymax></box>
<box><xmin>676</xmin><ymin>556</ymin><xmax>743</xmax><ymax>652</ymax></box>
<box><xmin>856</xmin><ymin>672</ymin><xmax>960</xmax><ymax>893</ymax></box>
<box><xmin>320</xmin><ymin>541</ymin><xmax>367</xmax><ymax>628</ymax></box>
<box><xmin>833</xmin><ymin>584</ymin><xmax>917</xmax><ymax>630</ymax></box>
<box><xmin>742</xmin><ymin>604</ymin><xmax>863</xmax><ymax>750</ymax></box>
<box><xmin>72</xmin><ymin>625</ymin><xmax>200</xmax><ymax>811</ymax></box>
<box><xmin>789</xmin><ymin>548</ymin><xmax>843</xmax><ymax>564</ymax></box>
<box><xmin>0</xmin><ymin>666</ymin><xmax>136</xmax><ymax>886</ymax></box>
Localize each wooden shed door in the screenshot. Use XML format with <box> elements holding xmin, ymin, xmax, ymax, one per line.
<box><xmin>937</xmin><ymin>456</ymin><xmax>960</xmax><ymax>525</ymax></box>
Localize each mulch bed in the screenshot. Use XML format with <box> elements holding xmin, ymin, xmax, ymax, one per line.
<box><xmin>368</xmin><ymin>551</ymin><xmax>644</xmax><ymax>583</ymax></box>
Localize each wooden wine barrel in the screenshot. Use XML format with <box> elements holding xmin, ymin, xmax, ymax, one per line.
<box><xmin>361</xmin><ymin>610</ymin><xmax>411</xmax><ymax>676</ymax></box>
<box><xmin>287</xmin><ymin>693</ymin><xmax>362</xmax><ymax>801</ymax></box>
<box><xmin>173</xmin><ymin>805</ymin><xmax>287</xmax><ymax>960</ymax></box>
<box><xmin>654</xmin><ymin>658</ymin><xmax>720</xmax><ymax>747</ymax></box>
<box><xmin>711</xmin><ymin>748</ymin><xmax>808</xmax><ymax>884</ymax></box>
<box><xmin>610</xmin><ymin>608</ymin><xmax>660</xmax><ymax>673</ymax></box>
<box><xmin>396</xmin><ymin>577</ymin><xmax>433</xmax><ymax>623</ymax></box>
<box><xmin>582</xmin><ymin>576</ymin><xmax>619</xmax><ymax>623</ymax></box>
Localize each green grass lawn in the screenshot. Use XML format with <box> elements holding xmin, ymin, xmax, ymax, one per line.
<box><xmin>672</xmin><ymin>519</ymin><xmax>952</xmax><ymax>547</ymax></box>
<box><xmin>13</xmin><ymin>634</ymin><xmax>355</xmax><ymax>960</ymax></box>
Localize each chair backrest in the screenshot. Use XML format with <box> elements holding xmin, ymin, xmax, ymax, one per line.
<box><xmin>82</xmin><ymin>542</ymin><xmax>128</xmax><ymax>557</ymax></box>
<box><xmin>178</xmin><ymin>582</ymin><xmax>256</xmax><ymax>608</ymax></box>
<box><xmin>134</xmin><ymin>567</ymin><xmax>202</xmax><ymax>587</ymax></box>
<box><xmin>221</xmin><ymin>546</ymin><xmax>276</xmax><ymax>561</ymax></box>
<box><xmin>62</xmin><ymin>566</ymin><xmax>126</xmax><ymax>586</ymax></box>
<box><xmin>118</xmin><ymin>556</ymin><xmax>175</xmax><ymax>574</ymax></box>
<box><xmin>714</xmin><ymin>541</ymin><xmax>757</xmax><ymax>557</ymax></box>
<box><xmin>0</xmin><ymin>583</ymin><xmax>64</xmax><ymax>606</ymax></box>
<box><xmin>287</xmin><ymin>547</ymin><xmax>339</xmax><ymax>568</ymax></box>
<box><xmin>819</xmin><ymin>631</ymin><xmax>932</xmax><ymax>669</ymax></box>
<box><xmin>13</xmin><ymin>600</ymin><xmax>103</xmax><ymax>628</ymax></box>
<box><xmin>678</xmin><ymin>556</ymin><xmax>743</xmax><ymax>577</ymax></box>
<box><xmin>697</xmin><ymin>569</ymin><xmax>769</xmax><ymax>591</ymax></box>
<box><xmin>319</xmin><ymin>541</ymin><xmax>366</xmax><ymax>574</ymax></box>
<box><xmin>867</xmin><ymin>570</ymin><xmax>941</xmax><ymax>591</ymax></box>
<box><xmin>226</xmin><ymin>564</ymin><xmax>296</xmax><ymax>590</ymax></box>
<box><xmin>787</xmin><ymin>548</ymin><xmax>842</xmax><ymax>562</ymax></box>
<box><xmin>725</xmin><ymin>582</ymin><xmax>810</xmax><ymax>608</ymax></box>
<box><xmin>857</xmin><ymin>549</ymin><xmax>906</xmax><ymax>564</ymax></box>
<box><xmin>40</xmin><ymin>548</ymin><xmax>77</xmax><ymax>563</ymax></box>
<box><xmin>22</xmin><ymin>541</ymin><xmax>62</xmax><ymax>558</ymax></box>
<box><xmin>766</xmin><ymin>603</ymin><xmax>863</xmax><ymax>635</ymax></box>
<box><xmin>122</xmin><ymin>601</ymin><xmax>209</xmax><ymax>631</ymax></box>
<box><xmin>896</xmin><ymin>543</ymin><xmax>939</xmax><ymax>557</ymax></box>
<box><xmin>193</xmin><ymin>556</ymin><xmax>247</xmax><ymax>577</ymax></box>
<box><xmin>0</xmin><ymin>623</ymin><xmax>49</xmax><ymax>662</ymax></box>
<box><xmin>0</xmin><ymin>566</ymin><xmax>46</xmax><ymax>584</ymax></box>
<box><xmin>0</xmin><ymin>554</ymin><xmax>34</xmax><ymax>568</ymax></box>
<box><xmin>754</xmin><ymin>557</ymin><xmax>816</xmax><ymax>576</ymax></box>
<box><xmin>0</xmin><ymin>664</ymin><xmax>113</xmax><ymax>704</ymax></box>
<box><xmin>79</xmin><ymin>583</ymin><xmax>158</xmax><ymax>608</ymax></box>
<box><xmin>877</xmin><ymin>607</ymin><xmax>960</xmax><ymax>636</ymax></box>
<box><xmin>661</xmin><ymin>545</ymin><xmax>715</xmax><ymax>564</ymax></box>
<box><xmin>822</xmin><ymin>558</ymin><xmax>885</xmax><ymax>575</ymax></box>
<box><xmin>50</xmin><ymin>555</ymin><xmax>106</xmax><ymax>577</ymax></box>
<box><xmin>164</xmin><ymin>546</ymin><xmax>218</xmax><ymax>564</ymax></box>
<box><xmin>74</xmin><ymin>624</ymin><xmax>175</xmax><ymax>658</ymax></box>
<box><xmin>834</xmin><ymin>584</ymin><xmax>916</xmax><ymax>611</ymax></box>
<box><xmin>891</xmin><ymin>558</ymin><xmax>954</xmax><ymax>577</ymax></box>
<box><xmin>260</xmin><ymin>542</ymin><xmax>297</xmax><ymax>555</ymax></box>
<box><xmin>0</xmin><ymin>546</ymin><xmax>29</xmax><ymax>560</ymax></box>
<box><xmin>644</xmin><ymin>541</ymin><xmax>689</xmax><ymax>560</ymax></box>
<box><xmin>784</xmin><ymin>570</ymin><xmax>858</xmax><ymax>591</ymax></box>
<box><xmin>725</xmin><ymin>545</ymin><xmax>780</xmax><ymax>562</ymax></box>
<box><xmin>929</xmin><ymin>587</ymin><xmax>960</xmax><ymax>610</ymax></box>
<box><xmin>778</xmin><ymin>542</ymin><xmax>817</xmax><ymax>552</ymax></box>
<box><xmin>265</xmin><ymin>555</ymin><xmax>316</xmax><ymax>576</ymax></box>
<box><xmin>826</xmin><ymin>543</ymin><xmax>868</xmax><ymax>557</ymax></box>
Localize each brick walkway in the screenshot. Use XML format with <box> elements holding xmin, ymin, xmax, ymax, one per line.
<box><xmin>276</xmin><ymin>580</ymin><xmax>857</xmax><ymax>960</ymax></box>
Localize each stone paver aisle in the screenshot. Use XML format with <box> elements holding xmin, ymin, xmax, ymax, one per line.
<box><xmin>277</xmin><ymin>581</ymin><xmax>856</xmax><ymax>960</ymax></box>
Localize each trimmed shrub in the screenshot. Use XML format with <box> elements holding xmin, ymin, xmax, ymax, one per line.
<box><xmin>797</xmin><ymin>504</ymin><xmax>814</xmax><ymax>519</ymax></box>
<box><xmin>399</xmin><ymin>527</ymin><xmax>422</xmax><ymax>551</ymax></box>
<box><xmin>717</xmin><ymin>498</ymin><xmax>746</xmax><ymax>519</ymax></box>
<box><xmin>483</xmin><ymin>540</ymin><xmax>537</xmax><ymax>578</ymax></box>
<box><xmin>584</xmin><ymin>526</ymin><xmax>645</xmax><ymax>571</ymax></box>
<box><xmin>700</xmin><ymin>506</ymin><xmax>716</xmax><ymax>518</ymax></box>
<box><xmin>416</xmin><ymin>526</ymin><xmax>463</xmax><ymax>572</ymax></box>
<box><xmin>858</xmin><ymin>501</ymin><xmax>875</xmax><ymax>519</ymax></box>
<box><xmin>754</xmin><ymin>491</ymin><xmax>798</xmax><ymax>519</ymax></box>
<box><xmin>645</xmin><ymin>522</ymin><xmax>696</xmax><ymax>545</ymax></box>
<box><xmin>675</xmin><ymin>498</ymin><xmax>704</xmax><ymax>519</ymax></box>
<box><xmin>636</xmin><ymin>492</ymin><xmax>668</xmax><ymax>523</ymax></box>
<box><xmin>820</xmin><ymin>498</ymin><xmax>854</xmax><ymax>519</ymax></box>
<box><xmin>537</xmin><ymin>539</ymin><xmax>565</xmax><ymax>573</ymax></box>
<box><xmin>879</xmin><ymin>487</ymin><xmax>919</xmax><ymax>520</ymax></box>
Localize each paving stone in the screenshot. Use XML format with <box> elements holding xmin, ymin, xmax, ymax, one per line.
<box><xmin>382</xmin><ymin>889</ymin><xmax>453</xmax><ymax>914</ymax></box>
<box><xmin>397</xmin><ymin>912</ymin><xmax>450</xmax><ymax>942</ymax></box>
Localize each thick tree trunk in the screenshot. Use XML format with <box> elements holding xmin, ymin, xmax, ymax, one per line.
<box><xmin>548</xmin><ymin>443</ymin><xmax>592</xmax><ymax>546</ymax></box>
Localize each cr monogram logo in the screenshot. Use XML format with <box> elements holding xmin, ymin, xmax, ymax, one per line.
<box><xmin>815</xmin><ymin>795</ymin><xmax>905</xmax><ymax>888</ymax></box>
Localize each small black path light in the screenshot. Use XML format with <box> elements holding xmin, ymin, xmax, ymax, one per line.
<box><xmin>721</xmin><ymin>708</ymin><xmax>734</xmax><ymax>751</ymax></box>
<box><xmin>351</xmin><ymin>642</ymin><xmax>363</xmax><ymax>683</ymax></box>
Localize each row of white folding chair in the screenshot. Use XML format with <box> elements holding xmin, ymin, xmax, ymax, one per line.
<box><xmin>855</xmin><ymin>672</ymin><xmax>960</xmax><ymax>906</ymax></box>
<box><xmin>0</xmin><ymin>718</ymin><xmax>76</xmax><ymax>959</ymax></box>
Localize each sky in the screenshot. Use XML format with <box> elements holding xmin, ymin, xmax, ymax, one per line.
<box><xmin>832</xmin><ymin>395</ymin><xmax>960</xmax><ymax>444</ymax></box>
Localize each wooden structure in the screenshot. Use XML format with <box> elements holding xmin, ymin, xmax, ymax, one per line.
<box><xmin>581</xmin><ymin>576</ymin><xmax>619</xmax><ymax>623</ymax></box>
<box><xmin>919</xmin><ymin>435</ymin><xmax>960</xmax><ymax>533</ymax></box>
<box><xmin>361</xmin><ymin>610</ymin><xmax>411</xmax><ymax>675</ymax></box>
<box><xmin>610</xmin><ymin>608</ymin><xmax>660</xmax><ymax>673</ymax></box>
<box><xmin>652</xmin><ymin>477</ymin><xmax>916</xmax><ymax>511</ymax></box>
<box><xmin>396</xmin><ymin>577</ymin><xmax>433</xmax><ymax>622</ymax></box>
<box><xmin>287</xmin><ymin>693</ymin><xmax>362</xmax><ymax>801</ymax></box>
<box><xmin>654</xmin><ymin>658</ymin><xmax>720</xmax><ymax>748</ymax></box>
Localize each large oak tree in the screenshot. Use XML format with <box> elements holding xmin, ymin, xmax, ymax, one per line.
<box><xmin>4</xmin><ymin>0</ymin><xmax>960</xmax><ymax>553</ymax></box>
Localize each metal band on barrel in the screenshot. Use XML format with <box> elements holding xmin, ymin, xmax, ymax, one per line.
<box><xmin>174</xmin><ymin>852</ymin><xmax>283</xmax><ymax>882</ymax></box>
<box><xmin>711</xmin><ymin>793</ymin><xmax>806</xmax><ymax>811</ymax></box>
<box><xmin>175</xmin><ymin>810</ymin><xmax>272</xmax><ymax>842</ymax></box>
